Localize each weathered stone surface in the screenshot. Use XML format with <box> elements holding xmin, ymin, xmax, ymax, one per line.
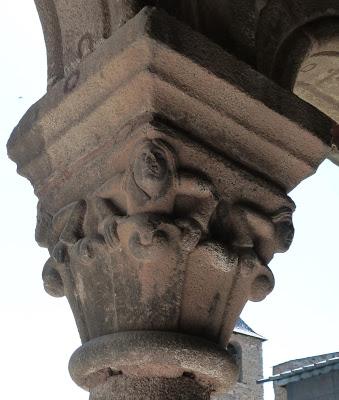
<box><xmin>221</xmin><ymin>331</ymin><xmax>265</xmax><ymax>400</ymax></box>
<box><xmin>256</xmin><ymin>0</ymin><xmax>339</xmax><ymax>87</ymax></box>
<box><xmin>34</xmin><ymin>0</ymin><xmax>263</xmax><ymax>86</ymax></box>
<box><xmin>9</xmin><ymin>8</ymin><xmax>332</xmax><ymax>199</ymax></box>
<box><xmin>90</xmin><ymin>376</ymin><xmax>212</xmax><ymax>400</ymax></box>
<box><xmin>256</xmin><ymin>0</ymin><xmax>339</xmax><ymax>164</ymax></box>
<box><xmin>8</xmin><ymin>8</ymin><xmax>322</xmax><ymax>349</ymax></box>
<box><xmin>69</xmin><ymin>331</ymin><xmax>237</xmax><ymax>393</ymax></box>
<box><xmin>9</xmin><ymin>4</ymin><xmax>335</xmax><ymax>400</ymax></box>
<box><xmin>293</xmin><ymin>21</ymin><xmax>339</xmax><ymax>166</ymax></box>
<box><xmin>33</xmin><ymin>0</ymin><xmax>339</xmax><ymax>170</ymax></box>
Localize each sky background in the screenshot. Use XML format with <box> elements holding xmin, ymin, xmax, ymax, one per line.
<box><xmin>0</xmin><ymin>2</ymin><xmax>338</xmax><ymax>400</ymax></box>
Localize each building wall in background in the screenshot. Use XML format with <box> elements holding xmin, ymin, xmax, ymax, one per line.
<box><xmin>273</xmin><ymin>353</ymin><xmax>339</xmax><ymax>400</ymax></box>
<box><xmin>287</xmin><ymin>370</ymin><xmax>339</xmax><ymax>400</ymax></box>
<box><xmin>217</xmin><ymin>332</ymin><xmax>264</xmax><ymax>400</ymax></box>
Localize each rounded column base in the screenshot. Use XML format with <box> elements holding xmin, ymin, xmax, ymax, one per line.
<box><xmin>90</xmin><ymin>375</ymin><xmax>212</xmax><ymax>400</ymax></box>
<box><xmin>69</xmin><ymin>331</ymin><xmax>238</xmax><ymax>396</ymax></box>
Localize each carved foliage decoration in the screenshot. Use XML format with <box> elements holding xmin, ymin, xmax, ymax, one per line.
<box><xmin>36</xmin><ymin>138</ymin><xmax>294</xmax><ymax>343</ymax></box>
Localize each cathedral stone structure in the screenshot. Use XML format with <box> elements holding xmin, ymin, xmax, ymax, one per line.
<box><xmin>8</xmin><ymin>1</ymin><xmax>338</xmax><ymax>399</ymax></box>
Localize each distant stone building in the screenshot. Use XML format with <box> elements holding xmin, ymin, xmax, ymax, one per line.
<box><xmin>216</xmin><ymin>319</ymin><xmax>265</xmax><ymax>400</ymax></box>
<box><xmin>259</xmin><ymin>352</ymin><xmax>339</xmax><ymax>400</ymax></box>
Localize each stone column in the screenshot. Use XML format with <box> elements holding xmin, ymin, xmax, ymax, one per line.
<box><xmin>8</xmin><ymin>3</ymin><xmax>334</xmax><ymax>400</ymax></box>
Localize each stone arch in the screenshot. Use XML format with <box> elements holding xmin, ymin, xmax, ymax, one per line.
<box><xmin>256</xmin><ymin>0</ymin><xmax>339</xmax><ymax>88</ymax></box>
<box><xmin>34</xmin><ymin>0</ymin><xmax>112</xmax><ymax>86</ymax></box>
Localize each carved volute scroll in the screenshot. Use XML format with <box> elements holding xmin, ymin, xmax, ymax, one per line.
<box><xmin>36</xmin><ymin>135</ymin><xmax>291</xmax><ymax>348</ymax></box>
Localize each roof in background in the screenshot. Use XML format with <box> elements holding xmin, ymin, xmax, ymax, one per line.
<box><xmin>258</xmin><ymin>356</ymin><xmax>339</xmax><ymax>386</ymax></box>
<box><xmin>233</xmin><ymin>318</ymin><xmax>266</xmax><ymax>340</ymax></box>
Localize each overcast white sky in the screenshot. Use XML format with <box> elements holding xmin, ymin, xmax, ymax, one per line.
<box><xmin>0</xmin><ymin>2</ymin><xmax>338</xmax><ymax>400</ymax></box>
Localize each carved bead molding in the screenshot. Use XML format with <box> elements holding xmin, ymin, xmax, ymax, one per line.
<box><xmin>8</xmin><ymin>7</ymin><xmax>333</xmax><ymax>399</ymax></box>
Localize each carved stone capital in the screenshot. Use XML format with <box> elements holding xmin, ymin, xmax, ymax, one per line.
<box><xmin>33</xmin><ymin>131</ymin><xmax>280</xmax><ymax>348</ymax></box>
<box><xmin>9</xmin><ymin>5</ymin><xmax>333</xmax><ymax>399</ymax></box>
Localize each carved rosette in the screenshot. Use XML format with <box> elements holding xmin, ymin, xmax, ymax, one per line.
<box><xmin>9</xmin><ymin>6</ymin><xmax>332</xmax><ymax>399</ymax></box>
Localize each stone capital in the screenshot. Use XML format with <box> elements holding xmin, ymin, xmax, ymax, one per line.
<box><xmin>9</xmin><ymin>5</ymin><xmax>334</xmax><ymax>400</ymax></box>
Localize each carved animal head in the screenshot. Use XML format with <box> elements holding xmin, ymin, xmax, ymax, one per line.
<box><xmin>272</xmin><ymin>207</ymin><xmax>295</xmax><ymax>252</ymax></box>
<box><xmin>132</xmin><ymin>139</ymin><xmax>176</xmax><ymax>199</ymax></box>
